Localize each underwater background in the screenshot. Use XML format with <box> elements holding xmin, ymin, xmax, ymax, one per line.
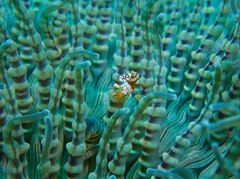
<box><xmin>0</xmin><ymin>0</ymin><xmax>239</xmax><ymax>178</ymax></box>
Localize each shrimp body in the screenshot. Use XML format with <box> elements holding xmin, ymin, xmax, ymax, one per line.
<box><xmin>111</xmin><ymin>71</ymin><xmax>139</xmax><ymax>103</ymax></box>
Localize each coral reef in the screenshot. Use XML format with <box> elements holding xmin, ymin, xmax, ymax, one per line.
<box><xmin>0</xmin><ymin>0</ymin><xmax>239</xmax><ymax>178</ymax></box>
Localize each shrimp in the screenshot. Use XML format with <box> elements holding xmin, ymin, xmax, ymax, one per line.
<box><xmin>111</xmin><ymin>71</ymin><xmax>140</xmax><ymax>103</ymax></box>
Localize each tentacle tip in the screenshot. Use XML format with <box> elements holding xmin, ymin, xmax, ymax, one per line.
<box><xmin>42</xmin><ymin>109</ymin><xmax>50</xmax><ymax>116</ymax></box>
<box><xmin>123</xmin><ymin>107</ymin><xmax>130</xmax><ymax>114</ymax></box>
<box><xmin>201</xmin><ymin>119</ymin><xmax>210</xmax><ymax>131</ymax></box>
<box><xmin>5</xmin><ymin>39</ymin><xmax>12</xmax><ymax>44</ymax></box>
<box><xmin>95</xmin><ymin>53</ymin><xmax>100</xmax><ymax>59</ymax></box>
<box><xmin>159</xmin><ymin>13</ymin><xmax>165</xmax><ymax>19</ymax></box>
<box><xmin>109</xmin><ymin>175</ymin><xmax>116</xmax><ymax>179</ymax></box>
<box><xmin>146</xmin><ymin>168</ymin><xmax>151</xmax><ymax>174</ymax></box>
<box><xmin>214</xmin><ymin>62</ymin><xmax>221</xmax><ymax>68</ymax></box>
<box><xmin>209</xmin><ymin>104</ymin><xmax>214</xmax><ymax>111</ymax></box>
<box><xmin>44</xmin><ymin>116</ymin><xmax>50</xmax><ymax>122</ymax></box>
<box><xmin>146</xmin><ymin>168</ymin><xmax>155</xmax><ymax>175</ymax></box>
<box><xmin>86</xmin><ymin>60</ymin><xmax>92</xmax><ymax>66</ymax></box>
<box><xmin>76</xmin><ymin>61</ymin><xmax>91</xmax><ymax>69</ymax></box>
<box><xmin>172</xmin><ymin>94</ymin><xmax>178</xmax><ymax>100</ymax></box>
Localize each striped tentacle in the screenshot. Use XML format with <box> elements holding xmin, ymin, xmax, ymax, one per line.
<box><xmin>112</xmin><ymin>0</ymin><xmax>129</xmax><ymax>82</ymax></box>
<box><xmin>183</xmin><ymin>0</ymin><xmax>231</xmax><ymax>98</ymax></box>
<box><xmin>51</xmin><ymin>4</ymin><xmax>70</xmax><ymax>57</ymax></box>
<box><xmin>108</xmin><ymin>92</ymin><xmax>174</xmax><ymax>178</ymax></box>
<box><xmin>161</xmin><ymin>0</ymin><xmax>182</xmax><ymax>68</ymax></box>
<box><xmin>91</xmin><ymin>0</ymin><xmax>113</xmax><ymax>78</ymax></box>
<box><xmin>82</xmin><ymin>0</ymin><xmax>98</xmax><ymax>50</ymax></box>
<box><xmin>64</xmin><ymin>61</ymin><xmax>90</xmax><ymax>178</ymax></box>
<box><xmin>158</xmin><ymin>62</ymin><xmax>222</xmax><ymax>170</ymax></box>
<box><xmin>39</xmin><ymin>1</ymin><xmax>65</xmax><ymax>69</ymax></box>
<box><xmin>129</xmin><ymin>0</ymin><xmax>145</xmax><ymax>76</ymax></box>
<box><xmin>48</xmin><ymin>51</ymin><xmax>98</xmax><ymax>178</ymax></box>
<box><xmin>89</xmin><ymin>108</ymin><xmax>130</xmax><ymax>179</ymax></box>
<box><xmin>3</xmin><ymin>110</ymin><xmax>48</xmax><ymax>179</ymax></box>
<box><xmin>167</xmin><ymin>0</ymin><xmax>202</xmax><ymax>95</ymax></box>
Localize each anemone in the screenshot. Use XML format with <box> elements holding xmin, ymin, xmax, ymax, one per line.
<box><xmin>0</xmin><ymin>0</ymin><xmax>239</xmax><ymax>179</ymax></box>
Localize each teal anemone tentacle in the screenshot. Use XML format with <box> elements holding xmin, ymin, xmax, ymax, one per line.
<box><xmin>0</xmin><ymin>1</ymin><xmax>239</xmax><ymax>178</ymax></box>
<box><xmin>138</xmin><ymin>93</ymin><xmax>176</xmax><ymax>178</ymax></box>
<box><xmin>64</xmin><ymin>61</ymin><xmax>91</xmax><ymax>178</ymax></box>
<box><xmin>2</xmin><ymin>110</ymin><xmax>48</xmax><ymax>179</ymax></box>
<box><xmin>158</xmin><ymin>62</ymin><xmax>222</xmax><ymax>170</ymax></box>
<box><xmin>127</xmin><ymin>2</ymin><xmax>161</xmax><ymax>174</ymax></box>
<box><xmin>82</xmin><ymin>0</ymin><xmax>98</xmax><ymax>50</ymax></box>
<box><xmin>167</xmin><ymin>0</ymin><xmax>203</xmax><ymax>96</ymax></box>
<box><xmin>11</xmin><ymin>0</ymin><xmax>36</xmax><ymax>72</ymax></box>
<box><xmin>139</xmin><ymin>0</ymin><xmax>157</xmax><ymax>94</ymax></box>
<box><xmin>108</xmin><ymin>92</ymin><xmax>177</xmax><ymax>178</ymax></box>
<box><xmin>140</xmin><ymin>0</ymin><xmax>156</xmax><ymax>25</ymax></box>
<box><xmin>62</xmin><ymin>58</ymin><xmax>92</xmax><ymax>140</ymax></box>
<box><xmin>0</xmin><ymin>39</ymin><xmax>11</xmax><ymax>82</ymax></box>
<box><xmin>161</xmin><ymin>0</ymin><xmax>182</xmax><ymax>69</ymax></box>
<box><xmin>151</xmin><ymin>11</ymin><xmax>167</xmax><ymax>94</ymax></box>
<box><xmin>148</xmin><ymin>167</ymin><xmax>198</xmax><ymax>179</ymax></box>
<box><xmin>210</xmin><ymin>70</ymin><xmax>239</xmax><ymax>144</ymax></box>
<box><xmin>109</xmin><ymin>175</ymin><xmax>117</xmax><ymax>179</ymax></box>
<box><xmin>3</xmin><ymin>110</ymin><xmax>49</xmax><ymax>158</ymax></box>
<box><xmin>0</xmin><ymin>84</ymin><xmax>6</xmax><ymax>157</ymax></box>
<box><xmin>37</xmin><ymin>117</ymin><xmax>53</xmax><ymax>179</ymax></box>
<box><xmin>210</xmin><ymin>102</ymin><xmax>240</xmax><ymax>143</ymax></box>
<box><xmin>198</xmin><ymin>0</ymin><xmax>217</xmax><ymax>38</ymax></box>
<box><xmin>62</xmin><ymin>31</ymin><xmax>90</xmax><ymax>139</ymax></box>
<box><xmin>69</xmin><ymin>0</ymin><xmax>83</xmax><ymax>50</ymax></box>
<box><xmin>147</xmin><ymin>168</ymin><xmax>183</xmax><ymax>179</ymax></box>
<box><xmin>222</xmin><ymin>72</ymin><xmax>240</xmax><ymax>107</ymax></box>
<box><xmin>129</xmin><ymin>0</ymin><xmax>144</xmax><ymax>76</ymax></box>
<box><xmin>152</xmin><ymin>13</ymin><xmax>165</xmax><ymax>68</ymax></box>
<box><xmin>5</xmin><ymin>41</ymin><xmax>33</xmax><ymax>116</ymax></box>
<box><xmin>211</xmin><ymin>131</ymin><xmax>240</xmax><ymax>178</ymax></box>
<box><xmin>90</xmin><ymin>0</ymin><xmax>113</xmax><ymax>79</ymax></box>
<box><xmin>0</xmin><ymin>17</ymin><xmax>8</xmax><ymax>46</ymax></box>
<box><xmin>112</xmin><ymin>0</ymin><xmax>129</xmax><ymax>82</ymax></box>
<box><xmin>122</xmin><ymin>0</ymin><xmax>136</xmax><ymax>50</ymax></box>
<box><xmin>37</xmin><ymin>1</ymin><xmax>66</xmax><ymax>139</ymax></box>
<box><xmin>5</xmin><ymin>40</ymin><xmax>35</xmax><ymax>141</ymax></box>
<box><xmin>89</xmin><ymin>107</ymin><xmax>130</xmax><ymax>179</ymax></box>
<box><xmin>137</xmin><ymin>16</ymin><xmax>172</xmax><ymax>176</ymax></box>
<box><xmin>12</xmin><ymin>0</ymin><xmax>54</xmax><ymax>114</ymax></box>
<box><xmin>221</xmin><ymin>21</ymin><xmax>240</xmax><ymax>76</ymax></box>
<box><xmin>162</xmin><ymin>0</ymin><xmax>177</xmax><ymax>25</ymax></box>
<box><xmin>204</xmin><ymin>115</ymin><xmax>240</xmax><ymax>133</ymax></box>
<box><xmin>195</xmin><ymin>62</ymin><xmax>223</xmax><ymax>123</ymax></box>
<box><xmin>106</xmin><ymin>0</ymin><xmax>130</xmax><ymax>160</ymax></box>
<box><xmin>48</xmin><ymin>50</ymin><xmax>98</xmax><ymax>115</ymax></box>
<box><xmin>45</xmin><ymin>50</ymin><xmax>97</xmax><ymax>138</ymax></box>
<box><xmin>182</xmin><ymin>0</ymin><xmax>231</xmax><ymax>99</ymax></box>
<box><xmin>0</xmin><ymin>40</ymin><xmax>18</xmax><ymax>116</ymax></box>
<box><xmin>210</xmin><ymin>102</ymin><xmax>240</xmax><ymax>115</ymax></box>
<box><xmin>187</xmin><ymin>20</ymin><xmax>239</xmax><ymax>121</ymax></box>
<box><xmin>51</xmin><ymin>4</ymin><xmax>70</xmax><ymax>57</ymax></box>
<box><xmin>0</xmin><ymin>83</ymin><xmax>18</xmax><ymax>120</ymax></box>
<box><xmin>47</xmin><ymin>52</ymin><xmax>97</xmax><ymax>178</ymax></box>
<box><xmin>39</xmin><ymin>0</ymin><xmax>66</xmax><ymax>69</ymax></box>
<box><xmin>127</xmin><ymin>13</ymin><xmax>165</xmax><ymax>177</ymax></box>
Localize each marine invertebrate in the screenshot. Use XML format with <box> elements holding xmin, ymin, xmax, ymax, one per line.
<box><xmin>112</xmin><ymin>71</ymin><xmax>139</xmax><ymax>103</ymax></box>
<box><xmin>0</xmin><ymin>0</ymin><xmax>239</xmax><ymax>179</ymax></box>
